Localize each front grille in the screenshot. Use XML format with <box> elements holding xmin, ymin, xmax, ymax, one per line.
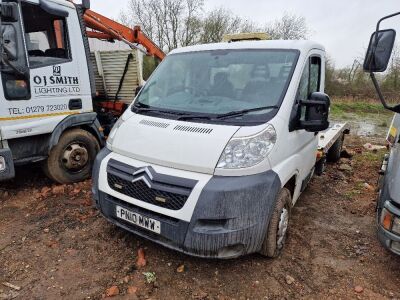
<box><xmin>106</xmin><ymin>159</ymin><xmax>197</xmax><ymax>211</ymax></box>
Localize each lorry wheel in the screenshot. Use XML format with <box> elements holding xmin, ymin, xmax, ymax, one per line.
<box><xmin>260</xmin><ymin>187</ymin><xmax>292</xmax><ymax>258</ymax></box>
<box><xmin>327</xmin><ymin>133</ymin><xmax>344</xmax><ymax>163</ymax></box>
<box><xmin>44</xmin><ymin>129</ymin><xmax>100</xmax><ymax>184</ymax></box>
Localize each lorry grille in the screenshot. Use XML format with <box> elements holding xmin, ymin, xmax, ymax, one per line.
<box><xmin>106</xmin><ymin>159</ymin><xmax>197</xmax><ymax>211</ymax></box>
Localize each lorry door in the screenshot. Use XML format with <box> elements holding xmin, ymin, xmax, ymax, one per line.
<box><xmin>0</xmin><ymin>1</ymin><xmax>92</xmax><ymax>141</ymax></box>
<box><xmin>289</xmin><ymin>51</ymin><xmax>324</xmax><ymax>198</ymax></box>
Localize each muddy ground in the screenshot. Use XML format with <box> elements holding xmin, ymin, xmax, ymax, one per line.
<box><xmin>1</xmin><ymin>134</ymin><xmax>400</xmax><ymax>300</ymax></box>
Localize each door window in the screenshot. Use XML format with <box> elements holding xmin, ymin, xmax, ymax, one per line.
<box><xmin>22</xmin><ymin>2</ymin><xmax>71</xmax><ymax>68</ymax></box>
<box><xmin>297</xmin><ymin>56</ymin><xmax>321</xmax><ymax>100</ymax></box>
<box><xmin>296</xmin><ymin>56</ymin><xmax>322</xmax><ymax>122</ymax></box>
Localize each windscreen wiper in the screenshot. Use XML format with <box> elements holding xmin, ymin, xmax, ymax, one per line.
<box><xmin>216</xmin><ymin>105</ymin><xmax>279</xmax><ymax>120</ymax></box>
<box><xmin>176</xmin><ymin>114</ymin><xmax>213</xmax><ymax>121</ymax></box>
<box><xmin>132</xmin><ymin>103</ymin><xmax>191</xmax><ymax>117</ymax></box>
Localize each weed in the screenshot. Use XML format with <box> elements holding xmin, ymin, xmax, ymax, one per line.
<box><xmin>143</xmin><ymin>272</ymin><xmax>157</xmax><ymax>284</ymax></box>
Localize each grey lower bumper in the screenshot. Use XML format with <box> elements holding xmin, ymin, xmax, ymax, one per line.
<box><xmin>0</xmin><ymin>148</ymin><xmax>15</xmax><ymax>181</ymax></box>
<box><xmin>377</xmin><ymin>201</ymin><xmax>400</xmax><ymax>255</ymax></box>
<box><xmin>93</xmin><ymin>154</ymin><xmax>281</xmax><ymax>258</ymax></box>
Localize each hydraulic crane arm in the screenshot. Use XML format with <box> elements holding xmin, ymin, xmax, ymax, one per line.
<box><xmin>83</xmin><ymin>9</ymin><xmax>165</xmax><ymax>61</ymax></box>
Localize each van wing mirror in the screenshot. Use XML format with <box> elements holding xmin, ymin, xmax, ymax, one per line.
<box><xmin>363</xmin><ymin>29</ymin><xmax>396</xmax><ymax>73</ymax></box>
<box><xmin>299</xmin><ymin>92</ymin><xmax>330</xmax><ymax>133</ymax></box>
<box><xmin>1</xmin><ymin>3</ymin><xmax>19</xmax><ymax>22</ymax></box>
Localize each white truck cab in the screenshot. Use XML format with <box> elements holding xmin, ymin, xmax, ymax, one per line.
<box><xmin>93</xmin><ymin>40</ymin><xmax>346</xmax><ymax>258</ymax></box>
<box><xmin>0</xmin><ymin>0</ymin><xmax>156</xmax><ymax>183</ymax></box>
<box><xmin>0</xmin><ymin>0</ymin><xmax>102</xmax><ymax>182</ymax></box>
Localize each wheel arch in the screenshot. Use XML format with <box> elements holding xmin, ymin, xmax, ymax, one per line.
<box><xmin>283</xmin><ymin>174</ymin><xmax>297</xmax><ymax>201</ymax></box>
<box><xmin>48</xmin><ymin>113</ymin><xmax>105</xmax><ymax>154</ymax></box>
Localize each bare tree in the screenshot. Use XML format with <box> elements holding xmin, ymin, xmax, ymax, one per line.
<box><xmin>265</xmin><ymin>13</ymin><xmax>309</xmax><ymax>40</ymax></box>
<box><xmin>120</xmin><ymin>0</ymin><xmax>203</xmax><ymax>52</ymax></box>
<box><xmin>120</xmin><ymin>2</ymin><xmax>310</xmax><ymax>51</ymax></box>
<box><xmin>199</xmin><ymin>7</ymin><xmax>242</xmax><ymax>43</ymax></box>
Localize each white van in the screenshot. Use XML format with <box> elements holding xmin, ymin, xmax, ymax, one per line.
<box><xmin>92</xmin><ymin>40</ymin><xmax>347</xmax><ymax>258</ymax></box>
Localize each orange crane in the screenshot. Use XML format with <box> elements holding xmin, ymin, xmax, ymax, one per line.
<box><xmin>83</xmin><ymin>9</ymin><xmax>165</xmax><ymax>61</ymax></box>
<box><xmin>75</xmin><ymin>6</ymin><xmax>166</xmax><ymax>115</ymax></box>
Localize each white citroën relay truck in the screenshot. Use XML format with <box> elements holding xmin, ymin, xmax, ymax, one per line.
<box><xmin>93</xmin><ymin>40</ymin><xmax>349</xmax><ymax>258</ymax></box>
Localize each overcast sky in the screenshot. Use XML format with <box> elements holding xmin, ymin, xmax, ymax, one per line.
<box><xmin>90</xmin><ymin>0</ymin><xmax>400</xmax><ymax>68</ymax></box>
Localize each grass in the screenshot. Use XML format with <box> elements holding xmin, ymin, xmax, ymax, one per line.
<box><xmin>330</xmin><ymin>100</ymin><xmax>391</xmax><ymax>118</ymax></box>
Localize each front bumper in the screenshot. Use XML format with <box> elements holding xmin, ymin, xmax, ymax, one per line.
<box><xmin>0</xmin><ymin>148</ymin><xmax>15</xmax><ymax>181</ymax></box>
<box><xmin>377</xmin><ymin>201</ymin><xmax>400</xmax><ymax>255</ymax></box>
<box><xmin>93</xmin><ymin>149</ymin><xmax>281</xmax><ymax>258</ymax></box>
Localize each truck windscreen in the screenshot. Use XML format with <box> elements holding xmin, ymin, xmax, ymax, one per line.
<box><xmin>135</xmin><ymin>49</ymin><xmax>299</xmax><ymax>124</ymax></box>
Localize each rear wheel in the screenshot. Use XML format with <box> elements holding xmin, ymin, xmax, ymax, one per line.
<box><xmin>43</xmin><ymin>129</ymin><xmax>100</xmax><ymax>183</ymax></box>
<box><xmin>327</xmin><ymin>133</ymin><xmax>344</xmax><ymax>162</ymax></box>
<box><xmin>259</xmin><ymin>187</ymin><xmax>292</xmax><ymax>258</ymax></box>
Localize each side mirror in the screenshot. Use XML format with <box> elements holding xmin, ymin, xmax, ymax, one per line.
<box><xmin>2</xmin><ymin>25</ymin><xmax>18</xmax><ymax>61</ymax></box>
<box><xmin>1</xmin><ymin>3</ymin><xmax>19</xmax><ymax>22</ymax></box>
<box><xmin>299</xmin><ymin>92</ymin><xmax>330</xmax><ymax>132</ymax></box>
<box><xmin>82</xmin><ymin>0</ymin><xmax>90</xmax><ymax>9</ymax></box>
<box><xmin>363</xmin><ymin>29</ymin><xmax>396</xmax><ymax>72</ymax></box>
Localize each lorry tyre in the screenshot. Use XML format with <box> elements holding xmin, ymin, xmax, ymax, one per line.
<box><xmin>260</xmin><ymin>187</ymin><xmax>292</xmax><ymax>258</ymax></box>
<box><xmin>327</xmin><ymin>134</ymin><xmax>344</xmax><ymax>163</ymax></box>
<box><xmin>44</xmin><ymin>129</ymin><xmax>100</xmax><ymax>184</ymax></box>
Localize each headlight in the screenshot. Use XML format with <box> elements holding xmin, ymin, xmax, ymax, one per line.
<box><xmin>217</xmin><ymin>124</ymin><xmax>276</xmax><ymax>169</ymax></box>
<box><xmin>380</xmin><ymin>208</ymin><xmax>393</xmax><ymax>231</ymax></box>
<box><xmin>106</xmin><ymin>118</ymin><xmax>124</xmax><ymax>149</ymax></box>
<box><xmin>392</xmin><ymin>217</ymin><xmax>400</xmax><ymax>235</ymax></box>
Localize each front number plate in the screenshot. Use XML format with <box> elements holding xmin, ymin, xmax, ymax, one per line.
<box><xmin>116</xmin><ymin>206</ymin><xmax>161</xmax><ymax>234</ymax></box>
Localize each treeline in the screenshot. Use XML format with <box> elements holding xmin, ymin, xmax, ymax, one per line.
<box><xmin>120</xmin><ymin>0</ymin><xmax>309</xmax><ymax>52</ymax></box>
<box><xmin>121</xmin><ymin>0</ymin><xmax>400</xmax><ymax>102</ymax></box>
<box><xmin>325</xmin><ymin>53</ymin><xmax>400</xmax><ymax>102</ymax></box>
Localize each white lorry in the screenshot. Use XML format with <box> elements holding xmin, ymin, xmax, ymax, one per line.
<box><xmin>363</xmin><ymin>12</ymin><xmax>400</xmax><ymax>255</ymax></box>
<box><xmin>0</xmin><ymin>0</ymin><xmax>163</xmax><ymax>183</ymax></box>
<box><xmin>92</xmin><ymin>40</ymin><xmax>349</xmax><ymax>258</ymax></box>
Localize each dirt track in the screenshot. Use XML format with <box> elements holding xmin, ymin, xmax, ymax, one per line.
<box><xmin>1</xmin><ymin>135</ymin><xmax>400</xmax><ymax>300</ymax></box>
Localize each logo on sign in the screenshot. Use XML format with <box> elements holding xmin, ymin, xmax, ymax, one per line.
<box><xmin>53</xmin><ymin>65</ymin><xmax>61</xmax><ymax>76</ymax></box>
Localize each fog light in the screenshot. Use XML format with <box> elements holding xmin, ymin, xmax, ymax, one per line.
<box><xmin>391</xmin><ymin>241</ymin><xmax>400</xmax><ymax>252</ymax></box>
<box><xmin>0</xmin><ymin>156</ymin><xmax>6</xmax><ymax>172</ymax></box>
<box><xmin>380</xmin><ymin>208</ymin><xmax>393</xmax><ymax>231</ymax></box>
<box><xmin>392</xmin><ymin>218</ymin><xmax>400</xmax><ymax>235</ymax></box>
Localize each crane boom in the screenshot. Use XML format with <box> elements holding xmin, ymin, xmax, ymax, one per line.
<box><xmin>83</xmin><ymin>9</ymin><xmax>165</xmax><ymax>61</ymax></box>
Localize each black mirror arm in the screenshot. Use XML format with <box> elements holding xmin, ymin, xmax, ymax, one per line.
<box><xmin>370</xmin><ymin>12</ymin><xmax>400</xmax><ymax>67</ymax></box>
<box><xmin>370</xmin><ymin>72</ymin><xmax>400</xmax><ymax>113</ymax></box>
<box><xmin>376</xmin><ymin>12</ymin><xmax>400</xmax><ymax>32</ymax></box>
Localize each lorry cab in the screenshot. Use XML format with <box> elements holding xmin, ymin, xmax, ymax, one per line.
<box><xmin>378</xmin><ymin>113</ymin><xmax>400</xmax><ymax>254</ymax></box>
<box><xmin>93</xmin><ymin>40</ymin><xmax>332</xmax><ymax>258</ymax></box>
<box><xmin>0</xmin><ymin>0</ymin><xmax>98</xmax><ymax>182</ymax></box>
<box><xmin>0</xmin><ymin>0</ymin><xmax>162</xmax><ymax>183</ymax></box>
<box><xmin>362</xmin><ymin>12</ymin><xmax>400</xmax><ymax>255</ymax></box>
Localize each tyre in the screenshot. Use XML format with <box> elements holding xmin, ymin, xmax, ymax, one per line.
<box><xmin>327</xmin><ymin>133</ymin><xmax>344</xmax><ymax>163</ymax></box>
<box><xmin>43</xmin><ymin>129</ymin><xmax>100</xmax><ymax>184</ymax></box>
<box><xmin>259</xmin><ymin>187</ymin><xmax>292</xmax><ymax>258</ymax></box>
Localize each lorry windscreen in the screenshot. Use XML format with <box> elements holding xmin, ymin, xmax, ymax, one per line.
<box><xmin>135</xmin><ymin>49</ymin><xmax>299</xmax><ymax>125</ymax></box>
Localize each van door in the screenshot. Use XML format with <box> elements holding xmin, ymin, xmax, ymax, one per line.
<box><xmin>290</xmin><ymin>51</ymin><xmax>324</xmax><ymax>199</ymax></box>
<box><xmin>0</xmin><ymin>1</ymin><xmax>91</xmax><ymax>141</ymax></box>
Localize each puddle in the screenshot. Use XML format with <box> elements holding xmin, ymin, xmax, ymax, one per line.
<box><xmin>332</xmin><ymin>112</ymin><xmax>392</xmax><ymax>138</ymax></box>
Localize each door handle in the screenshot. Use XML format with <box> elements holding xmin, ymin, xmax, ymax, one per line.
<box><xmin>69</xmin><ymin>98</ymin><xmax>82</xmax><ymax>110</ymax></box>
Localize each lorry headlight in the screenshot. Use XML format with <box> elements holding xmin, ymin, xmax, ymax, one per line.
<box><xmin>217</xmin><ymin>124</ymin><xmax>276</xmax><ymax>169</ymax></box>
<box><xmin>106</xmin><ymin>118</ymin><xmax>124</xmax><ymax>149</ymax></box>
<box><xmin>380</xmin><ymin>208</ymin><xmax>394</xmax><ymax>231</ymax></box>
<box><xmin>392</xmin><ymin>217</ymin><xmax>400</xmax><ymax>235</ymax></box>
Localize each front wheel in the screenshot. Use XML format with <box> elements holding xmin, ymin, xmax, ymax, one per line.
<box><xmin>259</xmin><ymin>187</ymin><xmax>292</xmax><ymax>258</ymax></box>
<box><xmin>43</xmin><ymin>129</ymin><xmax>100</xmax><ymax>183</ymax></box>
